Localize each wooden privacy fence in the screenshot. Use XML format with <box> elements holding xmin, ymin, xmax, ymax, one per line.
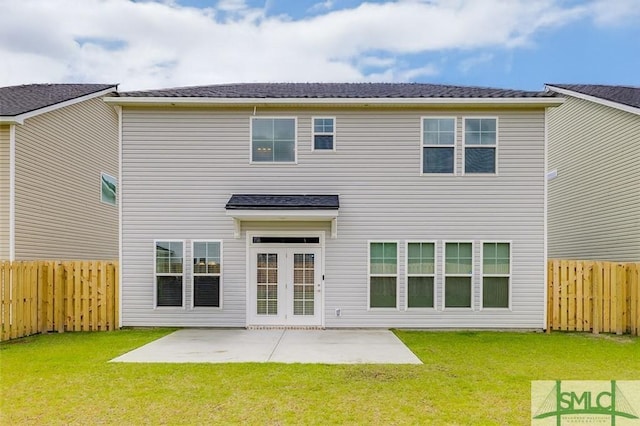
<box><xmin>547</xmin><ymin>260</ymin><xmax>640</xmax><ymax>336</ymax></box>
<box><xmin>0</xmin><ymin>261</ymin><xmax>118</xmax><ymax>341</ymax></box>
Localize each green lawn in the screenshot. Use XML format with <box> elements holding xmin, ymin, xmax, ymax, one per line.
<box><xmin>1</xmin><ymin>329</ymin><xmax>638</xmax><ymax>425</ymax></box>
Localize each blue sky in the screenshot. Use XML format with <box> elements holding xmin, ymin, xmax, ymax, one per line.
<box><xmin>1</xmin><ymin>0</ymin><xmax>638</xmax><ymax>91</ymax></box>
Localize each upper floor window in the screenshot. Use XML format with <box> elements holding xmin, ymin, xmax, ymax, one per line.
<box><xmin>422</xmin><ymin>118</ymin><xmax>455</xmax><ymax>174</ymax></box>
<box><xmin>464</xmin><ymin>118</ymin><xmax>497</xmax><ymax>174</ymax></box>
<box><xmin>312</xmin><ymin>117</ymin><xmax>335</xmax><ymax>150</ymax></box>
<box><xmin>251</xmin><ymin>118</ymin><xmax>296</xmax><ymax>163</ymax></box>
<box><xmin>100</xmin><ymin>172</ymin><xmax>117</xmax><ymax>206</ymax></box>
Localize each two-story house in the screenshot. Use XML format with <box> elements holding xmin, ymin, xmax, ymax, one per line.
<box><xmin>106</xmin><ymin>83</ymin><xmax>563</xmax><ymax>328</ymax></box>
<box><xmin>0</xmin><ymin>83</ymin><xmax>119</xmax><ymax>260</ymax></box>
<box><xmin>546</xmin><ymin>84</ymin><xmax>640</xmax><ymax>262</ymax></box>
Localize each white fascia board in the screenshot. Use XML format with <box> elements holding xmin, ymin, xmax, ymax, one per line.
<box><xmin>104</xmin><ymin>96</ymin><xmax>565</xmax><ymax>108</ymax></box>
<box><xmin>6</xmin><ymin>86</ymin><xmax>118</xmax><ymax>124</ymax></box>
<box><xmin>0</xmin><ymin>117</ymin><xmax>23</xmax><ymax>124</ymax></box>
<box><xmin>226</xmin><ymin>209</ymin><xmax>339</xmax><ymax>221</ymax></box>
<box><xmin>546</xmin><ymin>85</ymin><xmax>640</xmax><ymax>115</ymax></box>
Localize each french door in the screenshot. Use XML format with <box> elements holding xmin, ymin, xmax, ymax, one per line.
<box><xmin>248</xmin><ymin>247</ymin><xmax>322</xmax><ymax>326</ymax></box>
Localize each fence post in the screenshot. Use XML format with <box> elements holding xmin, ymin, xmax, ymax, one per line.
<box><xmin>592</xmin><ymin>262</ymin><xmax>601</xmax><ymax>335</ymax></box>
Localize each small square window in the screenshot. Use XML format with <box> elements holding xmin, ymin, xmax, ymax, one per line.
<box><xmin>251</xmin><ymin>118</ymin><xmax>296</xmax><ymax>163</ymax></box>
<box><xmin>312</xmin><ymin>117</ymin><xmax>335</xmax><ymax>150</ymax></box>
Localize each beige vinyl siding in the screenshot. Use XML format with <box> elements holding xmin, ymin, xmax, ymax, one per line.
<box><xmin>548</xmin><ymin>96</ymin><xmax>640</xmax><ymax>261</ymax></box>
<box><xmin>14</xmin><ymin>96</ymin><xmax>118</xmax><ymax>260</ymax></box>
<box><xmin>121</xmin><ymin>107</ymin><xmax>546</xmax><ymax>328</ymax></box>
<box><xmin>0</xmin><ymin>125</ymin><xmax>9</xmax><ymax>259</ymax></box>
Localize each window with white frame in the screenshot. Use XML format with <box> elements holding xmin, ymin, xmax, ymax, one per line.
<box><xmin>193</xmin><ymin>241</ymin><xmax>222</xmax><ymax>307</ymax></box>
<box><xmin>482</xmin><ymin>242</ymin><xmax>510</xmax><ymax>308</ymax></box>
<box><xmin>422</xmin><ymin>117</ymin><xmax>455</xmax><ymax>174</ymax></box>
<box><xmin>444</xmin><ymin>242</ymin><xmax>472</xmax><ymax>308</ymax></box>
<box><xmin>464</xmin><ymin>118</ymin><xmax>497</xmax><ymax>173</ymax></box>
<box><xmin>407</xmin><ymin>242</ymin><xmax>435</xmax><ymax>308</ymax></box>
<box><xmin>369</xmin><ymin>242</ymin><xmax>397</xmax><ymax>308</ymax></box>
<box><xmin>251</xmin><ymin>117</ymin><xmax>296</xmax><ymax>163</ymax></box>
<box><xmin>155</xmin><ymin>241</ymin><xmax>183</xmax><ymax>307</ymax></box>
<box><xmin>312</xmin><ymin>117</ymin><xmax>335</xmax><ymax>150</ymax></box>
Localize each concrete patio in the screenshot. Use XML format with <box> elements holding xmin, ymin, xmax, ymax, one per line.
<box><xmin>110</xmin><ymin>328</ymin><xmax>423</xmax><ymax>364</ymax></box>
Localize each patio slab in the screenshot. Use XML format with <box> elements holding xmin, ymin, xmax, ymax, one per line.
<box><xmin>110</xmin><ymin>328</ymin><xmax>422</xmax><ymax>364</ymax></box>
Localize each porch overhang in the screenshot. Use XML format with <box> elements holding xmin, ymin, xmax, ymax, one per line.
<box><xmin>225</xmin><ymin>194</ymin><xmax>340</xmax><ymax>239</ymax></box>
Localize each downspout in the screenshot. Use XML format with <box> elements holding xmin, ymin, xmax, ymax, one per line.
<box><xmin>9</xmin><ymin>124</ymin><xmax>16</xmax><ymax>261</ymax></box>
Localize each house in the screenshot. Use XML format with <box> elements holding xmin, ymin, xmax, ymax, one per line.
<box><xmin>546</xmin><ymin>84</ymin><xmax>640</xmax><ymax>262</ymax></box>
<box><xmin>0</xmin><ymin>84</ymin><xmax>119</xmax><ymax>260</ymax></box>
<box><xmin>106</xmin><ymin>83</ymin><xmax>563</xmax><ymax>328</ymax></box>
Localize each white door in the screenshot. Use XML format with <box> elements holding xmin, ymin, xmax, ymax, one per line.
<box><xmin>248</xmin><ymin>247</ymin><xmax>322</xmax><ymax>326</ymax></box>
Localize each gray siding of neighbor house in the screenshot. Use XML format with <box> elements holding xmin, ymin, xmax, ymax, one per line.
<box><xmin>14</xmin><ymin>97</ymin><xmax>119</xmax><ymax>260</ymax></box>
<box><xmin>548</xmin><ymin>96</ymin><xmax>640</xmax><ymax>261</ymax></box>
<box><xmin>0</xmin><ymin>125</ymin><xmax>9</xmax><ymax>259</ymax></box>
<box><xmin>121</xmin><ymin>107</ymin><xmax>547</xmax><ymax>328</ymax></box>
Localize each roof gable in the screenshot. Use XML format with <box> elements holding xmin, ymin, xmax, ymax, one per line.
<box><xmin>0</xmin><ymin>83</ymin><xmax>117</xmax><ymax>118</ymax></box>
<box><xmin>546</xmin><ymin>84</ymin><xmax>640</xmax><ymax>114</ymax></box>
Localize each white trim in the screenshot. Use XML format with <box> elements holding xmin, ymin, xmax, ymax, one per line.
<box><xmin>191</xmin><ymin>240</ymin><xmax>223</xmax><ymax>310</ymax></box>
<box><xmin>153</xmin><ymin>239</ymin><xmax>186</xmax><ymax>309</ymax></box>
<box><xmin>420</xmin><ymin>116</ymin><xmax>457</xmax><ymax>176</ymax></box>
<box><xmin>249</xmin><ymin>116</ymin><xmax>298</xmax><ymax>164</ymax></box>
<box><xmin>367</xmin><ymin>240</ymin><xmax>400</xmax><ymax>311</ymax></box>
<box><xmin>442</xmin><ymin>241</ymin><xmax>474</xmax><ymax>310</ymax></box>
<box><xmin>545</xmin><ymin>85</ymin><xmax>639</xmax><ymax>116</ymax></box>
<box><xmin>462</xmin><ymin>116</ymin><xmax>499</xmax><ymax>176</ymax></box>
<box><xmin>245</xmin><ymin>230</ymin><xmax>325</xmax><ymax>328</ymax></box>
<box><xmin>116</xmin><ymin>106</ymin><xmax>123</xmax><ymax>327</ymax></box>
<box><xmin>8</xmin><ymin>124</ymin><xmax>15</xmax><ymax>260</ymax></box>
<box><xmin>104</xmin><ymin>96</ymin><xmax>565</xmax><ymax>108</ymax></box>
<box><xmin>405</xmin><ymin>241</ymin><xmax>437</xmax><ymax>310</ymax></box>
<box><xmin>479</xmin><ymin>241</ymin><xmax>512</xmax><ymax>310</ymax></box>
<box><xmin>543</xmin><ymin>107</ymin><xmax>549</xmax><ymax>330</ymax></box>
<box><xmin>226</xmin><ymin>209</ymin><xmax>339</xmax><ymax>239</ymax></box>
<box><xmin>0</xmin><ymin>87</ymin><xmax>117</xmax><ymax>124</ymax></box>
<box><xmin>311</xmin><ymin>116</ymin><xmax>337</xmax><ymax>152</ymax></box>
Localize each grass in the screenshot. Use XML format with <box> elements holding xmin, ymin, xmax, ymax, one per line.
<box><xmin>1</xmin><ymin>329</ymin><xmax>639</xmax><ymax>425</ymax></box>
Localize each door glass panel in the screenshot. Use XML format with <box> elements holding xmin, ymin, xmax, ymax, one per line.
<box><xmin>256</xmin><ymin>253</ymin><xmax>278</xmax><ymax>315</ymax></box>
<box><xmin>293</xmin><ymin>253</ymin><xmax>315</xmax><ymax>316</ymax></box>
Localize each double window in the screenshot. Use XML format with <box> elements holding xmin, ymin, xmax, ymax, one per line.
<box><xmin>422</xmin><ymin>117</ymin><xmax>498</xmax><ymax>174</ymax></box>
<box><xmin>154</xmin><ymin>240</ymin><xmax>223</xmax><ymax>308</ymax></box>
<box><xmin>369</xmin><ymin>242</ymin><xmax>398</xmax><ymax>308</ymax></box>
<box><xmin>251</xmin><ymin>117</ymin><xmax>296</xmax><ymax>163</ymax></box>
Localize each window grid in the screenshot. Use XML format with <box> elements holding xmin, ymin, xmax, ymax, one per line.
<box><xmin>312</xmin><ymin>117</ymin><xmax>336</xmax><ymax>151</ymax></box>
<box><xmin>482</xmin><ymin>242</ymin><xmax>511</xmax><ymax>309</ymax></box>
<box><xmin>368</xmin><ymin>242</ymin><xmax>398</xmax><ymax>309</ymax></box>
<box><xmin>154</xmin><ymin>240</ymin><xmax>184</xmax><ymax>308</ymax></box>
<box><xmin>443</xmin><ymin>242</ymin><xmax>473</xmax><ymax>309</ymax></box>
<box><xmin>192</xmin><ymin>241</ymin><xmax>222</xmax><ymax>308</ymax></box>
<box><xmin>250</xmin><ymin>117</ymin><xmax>297</xmax><ymax>163</ymax></box>
<box><xmin>406</xmin><ymin>242</ymin><xmax>436</xmax><ymax>309</ymax></box>
<box><xmin>422</xmin><ymin>117</ymin><xmax>456</xmax><ymax>174</ymax></box>
<box><xmin>464</xmin><ymin>117</ymin><xmax>498</xmax><ymax>174</ymax></box>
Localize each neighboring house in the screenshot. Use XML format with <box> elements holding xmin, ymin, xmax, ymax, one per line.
<box><xmin>106</xmin><ymin>83</ymin><xmax>563</xmax><ymax>328</ymax></box>
<box><xmin>0</xmin><ymin>84</ymin><xmax>119</xmax><ymax>260</ymax></box>
<box><xmin>546</xmin><ymin>84</ymin><xmax>640</xmax><ymax>262</ymax></box>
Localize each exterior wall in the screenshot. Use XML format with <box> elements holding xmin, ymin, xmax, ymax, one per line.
<box><xmin>0</xmin><ymin>125</ymin><xmax>10</xmax><ymax>259</ymax></box>
<box><xmin>13</xmin><ymin>96</ymin><xmax>119</xmax><ymax>260</ymax></box>
<box><xmin>548</xmin><ymin>96</ymin><xmax>640</xmax><ymax>261</ymax></box>
<box><xmin>121</xmin><ymin>106</ymin><xmax>547</xmax><ymax>328</ymax></box>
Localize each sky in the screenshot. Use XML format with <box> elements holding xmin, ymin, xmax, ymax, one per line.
<box><xmin>1</xmin><ymin>0</ymin><xmax>639</xmax><ymax>91</ymax></box>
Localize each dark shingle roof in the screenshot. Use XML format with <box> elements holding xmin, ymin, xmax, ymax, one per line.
<box><xmin>120</xmin><ymin>83</ymin><xmax>554</xmax><ymax>99</ymax></box>
<box><xmin>547</xmin><ymin>84</ymin><xmax>640</xmax><ymax>109</ymax></box>
<box><xmin>0</xmin><ymin>83</ymin><xmax>117</xmax><ymax>116</ymax></box>
<box><xmin>226</xmin><ymin>194</ymin><xmax>339</xmax><ymax>210</ymax></box>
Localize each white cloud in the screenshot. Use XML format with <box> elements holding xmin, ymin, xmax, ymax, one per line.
<box><xmin>0</xmin><ymin>0</ymin><xmax>611</xmax><ymax>90</ymax></box>
<box><xmin>588</xmin><ymin>0</ymin><xmax>640</xmax><ymax>26</ymax></box>
<box><xmin>459</xmin><ymin>53</ymin><xmax>494</xmax><ymax>73</ymax></box>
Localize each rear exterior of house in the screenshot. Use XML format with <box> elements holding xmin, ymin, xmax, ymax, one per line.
<box><xmin>0</xmin><ymin>84</ymin><xmax>119</xmax><ymax>260</ymax></box>
<box><xmin>546</xmin><ymin>84</ymin><xmax>640</xmax><ymax>262</ymax></box>
<box><xmin>109</xmin><ymin>83</ymin><xmax>562</xmax><ymax>329</ymax></box>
